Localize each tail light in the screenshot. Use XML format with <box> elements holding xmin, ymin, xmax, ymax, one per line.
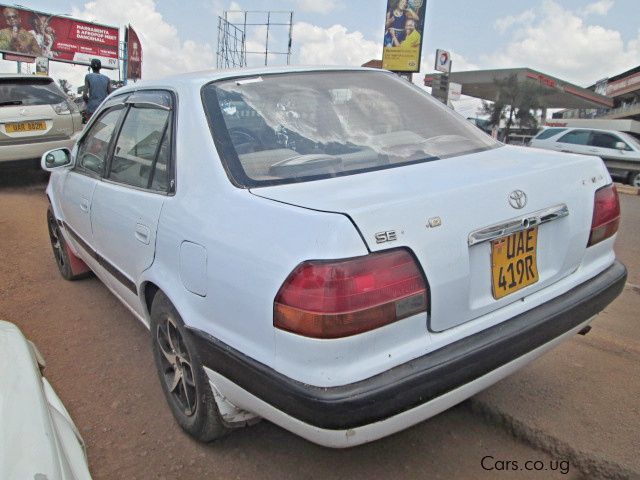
<box><xmin>274</xmin><ymin>249</ymin><xmax>427</xmax><ymax>339</ymax></box>
<box><xmin>588</xmin><ymin>184</ymin><xmax>620</xmax><ymax>247</ymax></box>
<box><xmin>53</xmin><ymin>100</ymin><xmax>72</xmax><ymax>115</ymax></box>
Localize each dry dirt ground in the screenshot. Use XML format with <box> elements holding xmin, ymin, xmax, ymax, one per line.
<box><xmin>3</xmin><ymin>173</ymin><xmax>636</xmax><ymax>479</ymax></box>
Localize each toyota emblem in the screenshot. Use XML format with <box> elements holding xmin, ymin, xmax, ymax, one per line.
<box><xmin>508</xmin><ymin>190</ymin><xmax>527</xmax><ymax>209</ymax></box>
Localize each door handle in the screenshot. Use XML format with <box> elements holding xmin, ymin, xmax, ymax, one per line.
<box><xmin>588</xmin><ymin>149</ymin><xmax>599</xmax><ymax>153</ymax></box>
<box><xmin>135</xmin><ymin>223</ymin><xmax>151</xmax><ymax>245</ymax></box>
<box><xmin>79</xmin><ymin>198</ymin><xmax>90</xmax><ymax>212</ymax></box>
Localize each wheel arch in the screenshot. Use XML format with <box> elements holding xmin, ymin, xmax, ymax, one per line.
<box><xmin>140</xmin><ymin>280</ymin><xmax>161</xmax><ymax>321</ymax></box>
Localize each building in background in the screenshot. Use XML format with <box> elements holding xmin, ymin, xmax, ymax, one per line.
<box><xmin>553</xmin><ymin>65</ymin><xmax>640</xmax><ymax>122</ymax></box>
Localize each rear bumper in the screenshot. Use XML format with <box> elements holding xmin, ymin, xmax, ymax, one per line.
<box><xmin>190</xmin><ymin>260</ymin><xmax>627</xmax><ymax>442</ymax></box>
<box><xmin>0</xmin><ymin>134</ymin><xmax>78</xmax><ymax>164</ymax></box>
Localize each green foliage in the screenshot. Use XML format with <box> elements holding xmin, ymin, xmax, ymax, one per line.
<box><xmin>479</xmin><ymin>74</ymin><xmax>547</xmax><ymax>142</ymax></box>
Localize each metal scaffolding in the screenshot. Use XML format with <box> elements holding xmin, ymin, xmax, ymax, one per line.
<box><xmin>216</xmin><ymin>10</ymin><xmax>293</xmax><ymax>69</ymax></box>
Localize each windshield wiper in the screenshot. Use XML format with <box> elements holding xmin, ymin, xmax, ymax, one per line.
<box><xmin>0</xmin><ymin>100</ymin><xmax>23</xmax><ymax>106</ymax></box>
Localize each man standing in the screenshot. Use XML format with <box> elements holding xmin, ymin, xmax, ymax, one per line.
<box><xmin>83</xmin><ymin>59</ymin><xmax>112</xmax><ymax>121</ymax></box>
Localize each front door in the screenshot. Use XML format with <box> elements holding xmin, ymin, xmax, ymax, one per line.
<box><xmin>60</xmin><ymin>107</ymin><xmax>124</xmax><ymax>253</ymax></box>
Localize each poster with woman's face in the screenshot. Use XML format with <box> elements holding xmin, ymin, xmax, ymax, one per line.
<box><xmin>382</xmin><ymin>0</ymin><xmax>427</xmax><ymax>72</ymax></box>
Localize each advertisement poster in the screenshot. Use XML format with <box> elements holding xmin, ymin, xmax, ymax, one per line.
<box><xmin>35</xmin><ymin>56</ymin><xmax>48</xmax><ymax>75</ymax></box>
<box><xmin>382</xmin><ymin>0</ymin><xmax>427</xmax><ymax>72</ymax></box>
<box><xmin>434</xmin><ymin>48</ymin><xmax>451</xmax><ymax>73</ymax></box>
<box><xmin>0</xmin><ymin>4</ymin><xmax>119</xmax><ymax>69</ymax></box>
<box><xmin>126</xmin><ymin>25</ymin><xmax>142</xmax><ymax>80</ymax></box>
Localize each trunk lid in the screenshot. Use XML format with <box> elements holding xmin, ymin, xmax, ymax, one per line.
<box><xmin>251</xmin><ymin>145</ymin><xmax>607</xmax><ymax>331</ymax></box>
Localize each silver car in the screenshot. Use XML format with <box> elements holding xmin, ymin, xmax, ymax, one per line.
<box><xmin>0</xmin><ymin>74</ymin><xmax>83</xmax><ymax>168</ymax></box>
<box><xmin>530</xmin><ymin>127</ymin><xmax>640</xmax><ymax>186</ymax></box>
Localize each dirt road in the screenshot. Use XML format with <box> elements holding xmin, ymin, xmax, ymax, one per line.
<box><xmin>4</xmin><ymin>176</ymin><xmax>635</xmax><ymax>479</ymax></box>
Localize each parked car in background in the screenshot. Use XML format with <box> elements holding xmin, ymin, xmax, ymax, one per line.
<box><xmin>530</xmin><ymin>127</ymin><xmax>640</xmax><ymax>187</ymax></box>
<box><xmin>42</xmin><ymin>67</ymin><xmax>626</xmax><ymax>448</ymax></box>
<box><xmin>0</xmin><ymin>320</ymin><xmax>92</xmax><ymax>479</ymax></box>
<box><xmin>0</xmin><ymin>74</ymin><xmax>83</xmax><ymax>169</ymax></box>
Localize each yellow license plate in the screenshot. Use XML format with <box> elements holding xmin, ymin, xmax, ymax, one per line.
<box><xmin>5</xmin><ymin>121</ymin><xmax>46</xmax><ymax>133</ymax></box>
<box><xmin>491</xmin><ymin>227</ymin><xmax>539</xmax><ymax>299</ymax></box>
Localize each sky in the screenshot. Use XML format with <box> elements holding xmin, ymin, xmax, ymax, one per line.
<box><xmin>1</xmin><ymin>0</ymin><xmax>638</xmax><ymax>117</ymax></box>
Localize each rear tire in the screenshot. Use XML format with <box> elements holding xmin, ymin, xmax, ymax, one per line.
<box><xmin>628</xmin><ymin>171</ymin><xmax>640</xmax><ymax>188</ymax></box>
<box><xmin>46</xmin><ymin>207</ymin><xmax>90</xmax><ymax>281</ymax></box>
<box><xmin>150</xmin><ymin>291</ymin><xmax>229</xmax><ymax>442</ymax></box>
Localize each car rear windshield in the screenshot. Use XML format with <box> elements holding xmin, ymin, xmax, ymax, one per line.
<box><xmin>202</xmin><ymin>70</ymin><xmax>498</xmax><ymax>187</ymax></box>
<box><xmin>0</xmin><ymin>78</ymin><xmax>66</xmax><ymax>107</ymax></box>
<box><xmin>534</xmin><ymin>128</ymin><xmax>567</xmax><ymax>140</ymax></box>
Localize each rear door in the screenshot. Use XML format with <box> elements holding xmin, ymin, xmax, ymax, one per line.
<box><xmin>60</xmin><ymin>106</ymin><xmax>125</xmax><ymax>252</ymax></box>
<box><xmin>555</xmin><ymin>129</ymin><xmax>591</xmax><ymax>155</ymax></box>
<box><xmin>90</xmin><ymin>91</ymin><xmax>174</xmax><ymax>299</ymax></box>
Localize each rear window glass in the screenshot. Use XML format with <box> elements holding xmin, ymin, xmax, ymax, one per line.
<box><xmin>534</xmin><ymin>128</ymin><xmax>566</xmax><ymax>140</ymax></box>
<box><xmin>0</xmin><ymin>79</ymin><xmax>65</xmax><ymax>107</ymax></box>
<box><xmin>202</xmin><ymin>71</ymin><xmax>498</xmax><ymax>188</ymax></box>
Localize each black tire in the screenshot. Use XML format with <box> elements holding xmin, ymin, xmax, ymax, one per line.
<box><xmin>46</xmin><ymin>207</ymin><xmax>89</xmax><ymax>281</ymax></box>
<box><xmin>627</xmin><ymin>171</ymin><xmax>640</xmax><ymax>188</ymax></box>
<box><xmin>150</xmin><ymin>292</ymin><xmax>229</xmax><ymax>442</ymax></box>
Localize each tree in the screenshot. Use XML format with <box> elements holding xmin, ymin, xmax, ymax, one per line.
<box><xmin>480</xmin><ymin>74</ymin><xmax>546</xmax><ymax>143</ymax></box>
<box><xmin>57</xmin><ymin>79</ymin><xmax>72</xmax><ymax>95</ymax></box>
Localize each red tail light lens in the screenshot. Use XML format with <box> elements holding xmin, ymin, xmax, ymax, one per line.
<box><xmin>274</xmin><ymin>249</ymin><xmax>427</xmax><ymax>339</ymax></box>
<box><xmin>588</xmin><ymin>184</ymin><xmax>620</xmax><ymax>247</ymax></box>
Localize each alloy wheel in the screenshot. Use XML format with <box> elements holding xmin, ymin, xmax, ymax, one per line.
<box><xmin>47</xmin><ymin>214</ymin><xmax>66</xmax><ymax>270</ymax></box>
<box><xmin>156</xmin><ymin>316</ymin><xmax>198</xmax><ymax>416</ymax></box>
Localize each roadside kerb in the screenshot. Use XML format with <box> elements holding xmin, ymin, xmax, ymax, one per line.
<box><xmin>615</xmin><ymin>183</ymin><xmax>640</xmax><ymax>195</ymax></box>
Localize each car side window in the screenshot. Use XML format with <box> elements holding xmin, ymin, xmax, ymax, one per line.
<box><xmin>108</xmin><ymin>105</ymin><xmax>171</xmax><ymax>191</ymax></box>
<box><xmin>557</xmin><ymin>130</ymin><xmax>590</xmax><ymax>145</ymax></box>
<box><xmin>151</xmin><ymin>120</ymin><xmax>171</xmax><ymax>191</ymax></box>
<box><xmin>589</xmin><ymin>132</ymin><xmax>627</xmax><ymax>150</ymax></box>
<box><xmin>75</xmin><ymin>108</ymin><xmax>123</xmax><ymax>175</ymax></box>
<box><xmin>534</xmin><ymin>128</ymin><xmax>566</xmax><ymax>140</ymax></box>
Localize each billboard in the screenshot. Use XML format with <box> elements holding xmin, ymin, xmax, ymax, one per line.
<box><xmin>0</xmin><ymin>4</ymin><xmax>119</xmax><ymax>69</ymax></box>
<box><xmin>382</xmin><ymin>0</ymin><xmax>427</xmax><ymax>72</ymax></box>
<box><xmin>126</xmin><ymin>25</ymin><xmax>142</xmax><ymax>80</ymax></box>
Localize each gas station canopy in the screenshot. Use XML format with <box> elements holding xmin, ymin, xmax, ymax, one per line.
<box><xmin>424</xmin><ymin>68</ymin><xmax>614</xmax><ymax>109</ymax></box>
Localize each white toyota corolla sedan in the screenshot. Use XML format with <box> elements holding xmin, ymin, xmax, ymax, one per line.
<box><xmin>41</xmin><ymin>67</ymin><xmax>626</xmax><ymax>448</ymax></box>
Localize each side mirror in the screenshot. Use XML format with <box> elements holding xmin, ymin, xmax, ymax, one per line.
<box><xmin>615</xmin><ymin>141</ymin><xmax>627</xmax><ymax>151</ymax></box>
<box><xmin>41</xmin><ymin>148</ymin><xmax>72</xmax><ymax>171</ymax></box>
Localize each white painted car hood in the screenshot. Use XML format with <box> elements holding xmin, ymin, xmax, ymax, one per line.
<box><xmin>0</xmin><ymin>321</ymin><xmax>92</xmax><ymax>480</ymax></box>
